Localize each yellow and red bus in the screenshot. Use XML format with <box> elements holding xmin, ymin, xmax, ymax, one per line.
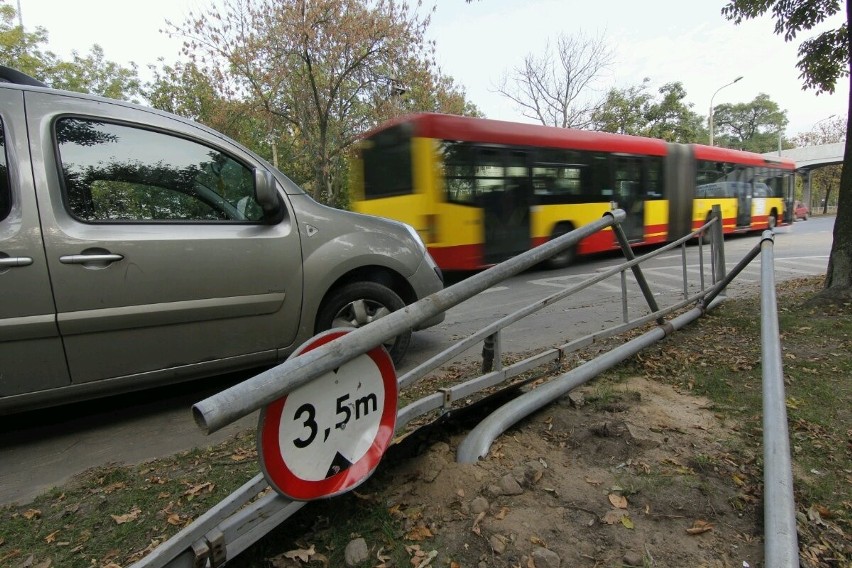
<box><xmin>351</xmin><ymin>113</ymin><xmax>795</xmax><ymax>271</ymax></box>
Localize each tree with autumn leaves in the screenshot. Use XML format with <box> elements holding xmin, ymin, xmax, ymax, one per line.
<box><xmin>724</xmin><ymin>0</ymin><xmax>852</xmax><ymax>299</ymax></box>
<box><xmin>2</xmin><ymin>0</ymin><xmax>476</xmax><ymax>208</ymax></box>
<box><xmin>166</xmin><ymin>0</ymin><xmax>477</xmax><ymax>207</ymax></box>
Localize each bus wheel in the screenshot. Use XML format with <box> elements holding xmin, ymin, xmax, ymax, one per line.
<box><xmin>316</xmin><ymin>281</ymin><xmax>411</xmax><ymax>365</ymax></box>
<box><xmin>544</xmin><ymin>224</ymin><xmax>577</xmax><ymax>270</ymax></box>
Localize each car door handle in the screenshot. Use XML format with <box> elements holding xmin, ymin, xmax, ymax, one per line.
<box><xmin>0</xmin><ymin>256</ymin><xmax>33</xmax><ymax>267</ymax></box>
<box><xmin>59</xmin><ymin>253</ymin><xmax>125</xmax><ymax>265</ymax></box>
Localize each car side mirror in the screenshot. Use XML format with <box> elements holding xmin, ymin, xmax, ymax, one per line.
<box><xmin>254</xmin><ymin>168</ymin><xmax>284</xmax><ymax>223</ymax></box>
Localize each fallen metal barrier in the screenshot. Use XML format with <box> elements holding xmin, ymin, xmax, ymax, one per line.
<box><xmin>759</xmin><ymin>231</ymin><xmax>800</xmax><ymax>568</ymax></box>
<box><xmin>191</xmin><ymin>211</ymin><xmax>625</xmax><ymax>435</ymax></box>
<box><xmin>131</xmin><ymin>205</ymin><xmax>799</xmax><ymax>567</ymax></box>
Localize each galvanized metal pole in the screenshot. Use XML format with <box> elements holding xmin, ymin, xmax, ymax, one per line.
<box><xmin>759</xmin><ymin>231</ymin><xmax>800</xmax><ymax>568</ymax></box>
<box><xmin>611</xmin><ymin>222</ymin><xmax>662</xmax><ymax>322</ymax></box>
<box><xmin>193</xmin><ymin>212</ymin><xmax>625</xmax><ymax>434</ymax></box>
<box><xmin>710</xmin><ymin>205</ymin><xmax>726</xmax><ymax>288</ymax></box>
<box><xmin>456</xmin><ymin>305</ymin><xmax>708</xmax><ymax>463</ymax></box>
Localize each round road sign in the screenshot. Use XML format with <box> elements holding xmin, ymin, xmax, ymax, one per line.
<box><xmin>258</xmin><ymin>329</ymin><xmax>397</xmax><ymax>500</ymax></box>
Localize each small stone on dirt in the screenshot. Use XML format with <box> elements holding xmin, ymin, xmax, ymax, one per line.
<box><xmin>344</xmin><ymin>538</ymin><xmax>369</xmax><ymax>567</ymax></box>
<box><xmin>531</xmin><ymin>546</ymin><xmax>561</xmax><ymax>568</ymax></box>
<box><xmin>499</xmin><ymin>473</ymin><xmax>524</xmax><ymax>496</ymax></box>
<box><xmin>470</xmin><ymin>496</ymin><xmax>490</xmax><ymax>515</ymax></box>
<box><xmin>489</xmin><ymin>534</ymin><xmax>507</xmax><ymax>554</ymax></box>
<box><xmin>622</xmin><ymin>551</ymin><xmax>644</xmax><ymax>566</ymax></box>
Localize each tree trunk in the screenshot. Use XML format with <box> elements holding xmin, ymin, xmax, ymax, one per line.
<box><xmin>820</xmin><ymin>18</ymin><xmax>852</xmax><ymax>299</ymax></box>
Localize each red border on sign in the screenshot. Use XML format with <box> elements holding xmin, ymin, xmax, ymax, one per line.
<box><xmin>258</xmin><ymin>329</ymin><xmax>397</xmax><ymax>501</ymax></box>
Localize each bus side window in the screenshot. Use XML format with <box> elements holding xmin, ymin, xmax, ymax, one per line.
<box><xmin>442</xmin><ymin>141</ymin><xmax>477</xmax><ymax>204</ymax></box>
<box><xmin>645</xmin><ymin>158</ymin><xmax>663</xmax><ymax>199</ymax></box>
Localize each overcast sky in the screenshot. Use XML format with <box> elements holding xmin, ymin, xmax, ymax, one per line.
<box><xmin>16</xmin><ymin>0</ymin><xmax>850</xmax><ymax>138</ymax></box>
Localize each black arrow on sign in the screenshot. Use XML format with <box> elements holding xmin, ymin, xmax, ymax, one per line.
<box><xmin>325</xmin><ymin>452</ymin><xmax>353</xmax><ymax>478</ymax></box>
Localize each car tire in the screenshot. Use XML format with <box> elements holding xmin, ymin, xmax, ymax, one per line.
<box><xmin>316</xmin><ymin>282</ymin><xmax>411</xmax><ymax>365</ymax></box>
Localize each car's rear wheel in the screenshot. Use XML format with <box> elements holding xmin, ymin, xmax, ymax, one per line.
<box><xmin>316</xmin><ymin>282</ymin><xmax>411</xmax><ymax>365</ymax></box>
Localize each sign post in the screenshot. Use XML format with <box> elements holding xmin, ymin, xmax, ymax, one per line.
<box><xmin>258</xmin><ymin>329</ymin><xmax>397</xmax><ymax>500</ymax></box>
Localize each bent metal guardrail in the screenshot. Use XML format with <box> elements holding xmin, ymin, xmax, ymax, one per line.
<box><xmin>759</xmin><ymin>231</ymin><xmax>800</xmax><ymax>568</ymax></box>
<box><xmin>130</xmin><ymin>206</ymin><xmax>799</xmax><ymax>568</ymax></box>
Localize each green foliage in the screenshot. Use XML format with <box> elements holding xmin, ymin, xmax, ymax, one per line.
<box><xmin>168</xmin><ymin>0</ymin><xmax>478</xmax><ymax>206</ymax></box>
<box><xmin>1</xmin><ymin>4</ymin><xmax>142</xmax><ymax>101</ymax></box>
<box><xmin>723</xmin><ymin>0</ymin><xmax>852</xmax><ymax>293</ymax></box>
<box><xmin>722</xmin><ymin>0</ymin><xmax>848</xmax><ymax>94</ymax></box>
<box><xmin>591</xmin><ymin>81</ymin><xmax>653</xmax><ymax>135</ymax></box>
<box><xmin>0</xmin><ymin>4</ymin><xmax>54</xmax><ymax>78</ymax></box>
<box><xmin>711</xmin><ymin>93</ymin><xmax>788</xmax><ymax>152</ymax></box>
<box><xmin>643</xmin><ymin>82</ymin><xmax>707</xmax><ymax>143</ymax></box>
<box><xmin>592</xmin><ymin>79</ymin><xmax>707</xmax><ymax>143</ymax></box>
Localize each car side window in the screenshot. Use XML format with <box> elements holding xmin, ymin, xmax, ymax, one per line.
<box><xmin>55</xmin><ymin>118</ymin><xmax>264</xmax><ymax>222</ymax></box>
<box><xmin>0</xmin><ymin>118</ymin><xmax>10</xmax><ymax>222</ymax></box>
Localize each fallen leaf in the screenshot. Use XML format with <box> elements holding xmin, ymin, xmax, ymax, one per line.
<box><xmin>609</xmin><ymin>493</ymin><xmax>628</xmax><ymax>509</ymax></box>
<box><xmin>376</xmin><ymin>546</ymin><xmax>392</xmax><ymax>563</ymax></box>
<box><xmin>284</xmin><ymin>544</ymin><xmax>315</xmax><ymax>562</ymax></box>
<box><xmin>621</xmin><ymin>515</ymin><xmax>635</xmax><ymax>529</ymax></box>
<box><xmin>230</xmin><ymin>447</ymin><xmax>255</xmax><ymax>462</ymax></box>
<box><xmin>184</xmin><ymin>481</ymin><xmax>215</xmax><ymax>498</ymax></box>
<box><xmin>23</xmin><ymin>509</ymin><xmax>41</xmax><ymax>520</ymax></box>
<box><xmin>44</xmin><ymin>530</ymin><xmax>59</xmax><ymax>544</ymax></box>
<box><xmin>494</xmin><ymin>506</ymin><xmax>509</xmax><ymax>520</ymax></box>
<box><xmin>405</xmin><ymin>525</ymin><xmax>434</xmax><ymax>541</ymax></box>
<box><xmin>102</xmin><ymin>481</ymin><xmax>127</xmax><ymax>494</ymax></box>
<box><xmin>602</xmin><ymin>509</ymin><xmax>628</xmax><ymax>525</ymax></box>
<box><xmin>111</xmin><ymin>506</ymin><xmax>141</xmax><ymax>524</ymax></box>
<box><xmin>812</xmin><ymin>504</ymin><xmax>833</xmax><ymax>519</ymax></box>
<box><xmin>686</xmin><ymin>520</ymin><xmax>714</xmax><ymax>535</ymax></box>
<box><xmin>166</xmin><ymin>513</ymin><xmax>182</xmax><ymax>526</ymax></box>
<box><xmin>411</xmin><ymin>549</ymin><xmax>437</xmax><ymax>567</ymax></box>
<box><xmin>584</xmin><ymin>476</ymin><xmax>602</xmax><ymax>486</ymax></box>
<box><xmin>471</xmin><ymin>511</ymin><xmax>486</xmax><ymax>535</ymax></box>
<box><xmin>530</xmin><ymin>535</ymin><xmax>546</xmax><ymax>546</ymax></box>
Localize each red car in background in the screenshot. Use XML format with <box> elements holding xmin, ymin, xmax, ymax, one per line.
<box><xmin>794</xmin><ymin>201</ymin><xmax>810</xmax><ymax>221</ymax></box>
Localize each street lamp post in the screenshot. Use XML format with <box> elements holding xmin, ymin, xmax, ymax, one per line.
<box><xmin>812</xmin><ymin>114</ymin><xmax>837</xmax><ymax>132</ymax></box>
<box><xmin>709</xmin><ymin>76</ymin><xmax>743</xmax><ymax>146</ymax></box>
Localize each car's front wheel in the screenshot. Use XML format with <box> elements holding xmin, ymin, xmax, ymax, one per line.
<box><xmin>316</xmin><ymin>282</ymin><xmax>411</xmax><ymax>365</ymax></box>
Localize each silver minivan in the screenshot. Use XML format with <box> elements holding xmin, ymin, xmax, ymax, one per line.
<box><xmin>0</xmin><ymin>69</ymin><xmax>444</xmax><ymax>414</ymax></box>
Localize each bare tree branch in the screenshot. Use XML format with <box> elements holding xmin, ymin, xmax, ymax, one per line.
<box><xmin>496</xmin><ymin>31</ymin><xmax>613</xmax><ymax>128</ymax></box>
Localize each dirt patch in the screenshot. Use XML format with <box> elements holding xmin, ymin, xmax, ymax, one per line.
<box><xmin>366</xmin><ymin>376</ymin><xmax>761</xmax><ymax>568</ymax></box>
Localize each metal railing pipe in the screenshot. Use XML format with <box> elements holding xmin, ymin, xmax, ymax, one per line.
<box><xmin>759</xmin><ymin>231</ymin><xmax>800</xmax><ymax>568</ymax></box>
<box><xmin>710</xmin><ymin>205</ymin><xmax>726</xmax><ymax>288</ymax></box>
<box><xmin>398</xmin><ymin>217</ymin><xmax>722</xmax><ymax>389</ymax></box>
<box><xmin>456</xmin><ymin>305</ymin><xmax>708</xmax><ymax>463</ymax></box>
<box><xmin>611</xmin><ymin>222</ymin><xmax>662</xmax><ymax>321</ymax></box>
<box><xmin>192</xmin><ymin>211</ymin><xmax>625</xmax><ymax>434</ymax></box>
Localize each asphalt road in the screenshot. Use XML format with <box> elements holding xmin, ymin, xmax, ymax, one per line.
<box><xmin>0</xmin><ymin>216</ymin><xmax>835</xmax><ymax>505</ymax></box>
